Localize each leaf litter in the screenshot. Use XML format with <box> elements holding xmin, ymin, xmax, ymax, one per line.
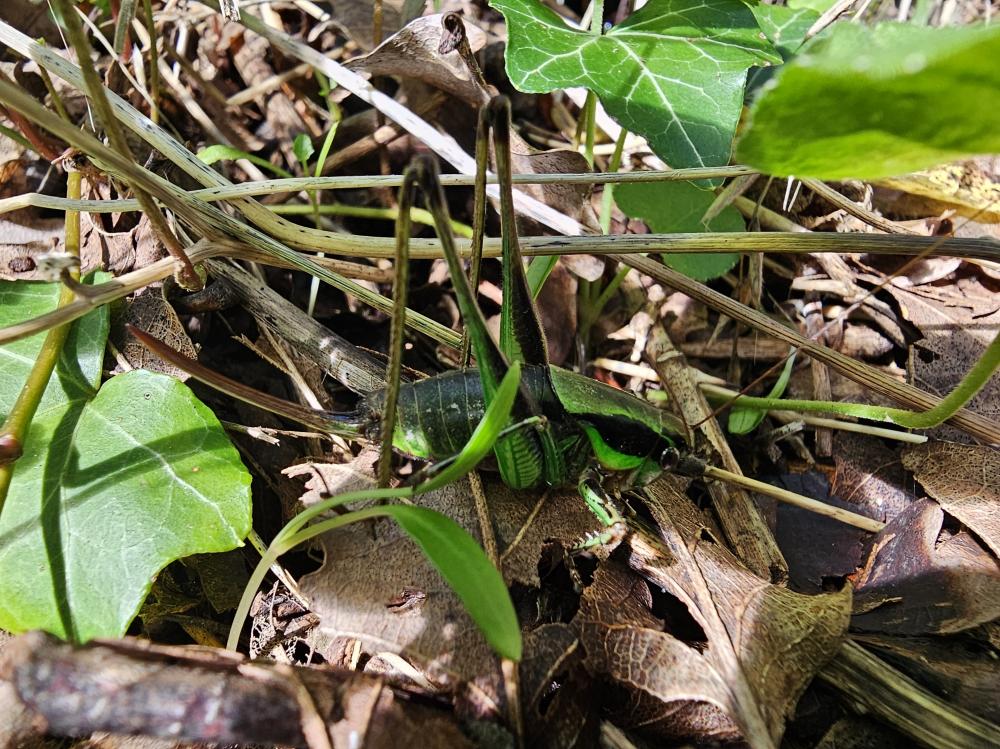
<box><xmin>0</xmin><ymin>0</ymin><xmax>999</xmax><ymax>746</ymax></box>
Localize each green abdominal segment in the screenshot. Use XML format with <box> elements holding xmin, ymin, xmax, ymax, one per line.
<box><xmin>366</xmin><ymin>365</ymin><xmax>684</xmax><ymax>487</ymax></box>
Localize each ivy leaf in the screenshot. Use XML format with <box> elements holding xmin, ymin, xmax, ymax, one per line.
<box><xmin>492</xmin><ymin>0</ymin><xmax>780</xmax><ymax>169</ymax></box>
<box><xmin>737</xmin><ymin>22</ymin><xmax>1000</xmax><ymax>180</ymax></box>
<box><xmin>751</xmin><ymin>4</ymin><xmax>819</xmax><ymax>61</ymax></box>
<box><xmin>615</xmin><ymin>181</ymin><xmax>743</xmax><ymax>280</ymax></box>
<box><xmin>745</xmin><ymin>5</ymin><xmax>819</xmax><ymax>94</ymax></box>
<box><xmin>0</xmin><ymin>281</ymin><xmax>251</xmax><ymax>641</ymax></box>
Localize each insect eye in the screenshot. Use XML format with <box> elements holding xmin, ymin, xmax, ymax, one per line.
<box><xmin>659</xmin><ymin>446</ymin><xmax>680</xmax><ymax>471</ymax></box>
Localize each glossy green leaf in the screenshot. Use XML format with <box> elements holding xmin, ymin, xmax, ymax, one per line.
<box><xmin>0</xmin><ymin>282</ymin><xmax>251</xmax><ymax>640</ymax></box>
<box><xmin>751</xmin><ymin>4</ymin><xmax>819</xmax><ymax>61</ymax></box>
<box><xmin>492</xmin><ymin>0</ymin><xmax>780</xmax><ymax>169</ymax></box>
<box><xmin>615</xmin><ymin>181</ymin><xmax>743</xmax><ymax>280</ymax></box>
<box><xmin>737</xmin><ymin>22</ymin><xmax>1000</xmax><ymax>179</ymax></box>
<box><xmin>728</xmin><ymin>351</ymin><xmax>797</xmax><ymax>435</ymax></box>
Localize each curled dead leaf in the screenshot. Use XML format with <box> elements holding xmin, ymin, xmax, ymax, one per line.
<box><xmin>345</xmin><ymin>14</ymin><xmax>489</xmax><ymax>105</ymax></box>
<box><xmin>853</xmin><ymin>499</ymin><xmax>1000</xmax><ymax>634</ymax></box>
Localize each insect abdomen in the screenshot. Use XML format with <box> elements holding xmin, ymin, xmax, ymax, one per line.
<box><xmin>364</xmin><ymin>369</ymin><xmax>487</xmax><ymax>460</ymax></box>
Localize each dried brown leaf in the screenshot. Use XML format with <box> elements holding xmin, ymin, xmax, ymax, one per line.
<box><xmin>118</xmin><ymin>288</ymin><xmax>197</xmax><ymax>377</ymax></box>
<box><xmin>535</xmin><ymin>262</ymin><xmax>577</xmax><ymax>366</ymax></box>
<box><xmin>580</xmin><ymin>479</ymin><xmax>851</xmax><ymax>745</ymax></box>
<box><xmin>873</xmin><ymin>158</ymin><xmax>1000</xmax><ymax>224</ymax></box>
<box><xmin>333</xmin><ymin>0</ymin><xmax>427</xmax><ymax>51</ymax></box>
<box><xmin>853</xmin><ymin>499</ymin><xmax>1000</xmax><ymax>634</ymax></box>
<box><xmin>519</xmin><ymin>623</ymin><xmax>598</xmax><ymax>748</ymax></box>
<box><xmin>345</xmin><ymin>14</ymin><xmax>489</xmax><ymax>105</ymax></box>
<box><xmin>830</xmin><ymin>433</ymin><xmax>917</xmax><ymax>524</ymax></box>
<box><xmin>888</xmin><ymin>279</ymin><xmax>1000</xmax><ymax>444</ymax></box>
<box><xmin>902</xmin><ymin>442</ymin><xmax>1000</xmax><ymax>558</ymax></box>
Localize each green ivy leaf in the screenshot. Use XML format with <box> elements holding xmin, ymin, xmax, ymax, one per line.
<box><xmin>751</xmin><ymin>5</ymin><xmax>819</xmax><ymax>61</ymax></box>
<box><xmin>491</xmin><ymin>0</ymin><xmax>780</xmax><ymax>169</ymax></box>
<box><xmin>615</xmin><ymin>181</ymin><xmax>743</xmax><ymax>280</ymax></box>
<box><xmin>0</xmin><ymin>281</ymin><xmax>251</xmax><ymax>640</ymax></box>
<box><xmin>737</xmin><ymin>22</ymin><xmax>1000</xmax><ymax>180</ymax></box>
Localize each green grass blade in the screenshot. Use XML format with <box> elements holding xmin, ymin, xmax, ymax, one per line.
<box><xmin>228</xmin><ymin>361</ymin><xmax>525</xmax><ymax>658</ymax></box>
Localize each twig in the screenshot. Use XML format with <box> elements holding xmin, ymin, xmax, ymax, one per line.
<box><xmin>820</xmin><ymin>641</ymin><xmax>1000</xmax><ymax>749</ymax></box>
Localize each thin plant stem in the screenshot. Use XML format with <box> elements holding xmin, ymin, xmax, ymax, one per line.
<box><xmin>599</xmin><ymin>129</ymin><xmax>628</xmax><ymax>234</ymax></box>
<box><xmin>272</xmin><ymin>203</ymin><xmax>473</xmax><ymax>238</ymax></box>
<box><xmin>701</xmin><ymin>328</ymin><xmax>1000</xmax><ymax>430</ymax></box>
<box><xmin>0</xmin><ymin>171</ymin><xmax>83</xmax><ymax>517</ymax></box>
<box><xmin>50</xmin><ymin>0</ymin><xmax>201</xmax><ymax>288</ymax></box>
<box><xmin>703</xmin><ymin>466</ymin><xmax>885</xmax><ymax>532</ymax></box>
<box><xmin>463</xmin><ymin>103</ymin><xmax>492</xmax><ymax>367</ymax></box>
<box><xmin>305</xmin><ymin>91</ymin><xmax>341</xmax><ymax>317</ymax></box>
<box><xmin>581</xmin><ymin>0</ymin><xmax>604</xmax><ymax>168</ymax></box>
<box><xmin>141</xmin><ymin>0</ymin><xmax>160</xmax><ymax>124</ymax></box>
<box><xmin>583</xmin><ymin>91</ymin><xmax>597</xmax><ymax>168</ymax></box>
<box><xmin>36</xmin><ymin>64</ymin><xmax>71</xmax><ymax>122</ymax></box>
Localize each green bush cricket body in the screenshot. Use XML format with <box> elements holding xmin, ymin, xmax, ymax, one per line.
<box><xmin>133</xmin><ymin>96</ymin><xmax>688</xmax><ymax>537</ymax></box>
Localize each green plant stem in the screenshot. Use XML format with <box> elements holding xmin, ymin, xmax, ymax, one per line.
<box><xmin>5</xmin><ymin>193</ymin><xmax>992</xmax><ymax>262</ymax></box>
<box><xmin>305</xmin><ymin>97</ymin><xmax>342</xmax><ymax>317</ymax></box>
<box><xmin>377</xmin><ymin>169</ymin><xmax>415</xmax><ymax>489</ymax></box>
<box><xmin>36</xmin><ymin>64</ymin><xmax>71</xmax><ymax>123</ymax></box>
<box><xmin>581</xmin><ymin>0</ymin><xmax>604</xmax><ymax>168</ymax></box>
<box><xmin>0</xmin><ymin>123</ymin><xmax>32</xmax><ymax>150</ymax></box>
<box><xmin>113</xmin><ymin>0</ymin><xmax>137</xmax><ymax>57</ymax></box>
<box><xmin>704</xmin><ymin>329</ymin><xmax>1000</xmax><ymax>429</ymax></box>
<box><xmin>271</xmin><ymin>203</ymin><xmax>474</xmax><ymax>238</ymax></box>
<box><xmin>583</xmin><ymin>91</ymin><xmax>597</xmax><ymax>168</ymax></box>
<box><xmin>0</xmin><ymin>171</ymin><xmax>82</xmax><ymax>517</ymax></box>
<box><xmin>600</xmin><ymin>129</ymin><xmax>628</xmax><ymax>234</ymax></box>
